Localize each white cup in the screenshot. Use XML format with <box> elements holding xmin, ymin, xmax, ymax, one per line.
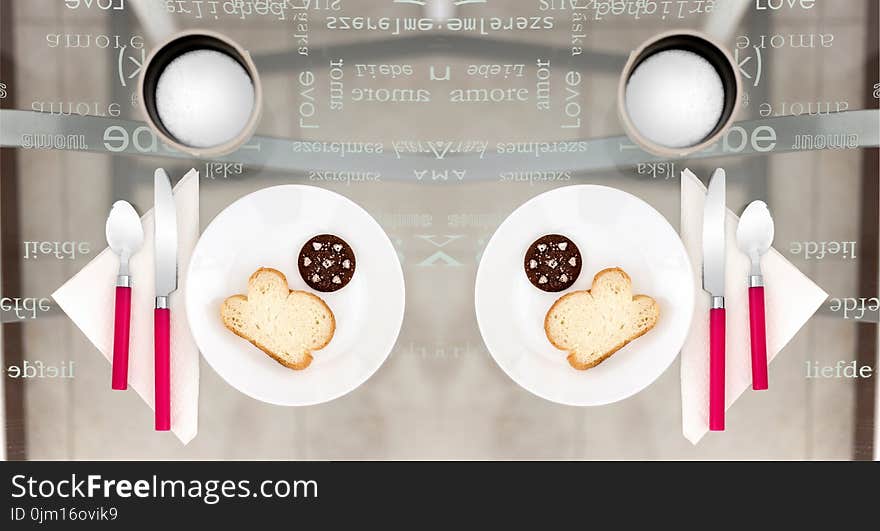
<box><xmin>139</xmin><ymin>30</ymin><xmax>263</xmax><ymax>158</ymax></box>
<box><xmin>618</xmin><ymin>30</ymin><xmax>742</xmax><ymax>158</ymax></box>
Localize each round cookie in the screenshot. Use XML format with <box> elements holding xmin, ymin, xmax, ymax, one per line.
<box><xmin>298</xmin><ymin>234</ymin><xmax>356</xmax><ymax>292</ymax></box>
<box><xmin>524</xmin><ymin>234</ymin><xmax>582</xmax><ymax>292</ymax></box>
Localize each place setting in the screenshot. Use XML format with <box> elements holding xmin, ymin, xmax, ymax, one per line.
<box><xmin>475</xmin><ymin>29</ymin><xmax>828</xmax><ymax>442</ymax></box>
<box><xmin>51</xmin><ymin>28</ymin><xmax>406</xmax><ymax>444</ymax></box>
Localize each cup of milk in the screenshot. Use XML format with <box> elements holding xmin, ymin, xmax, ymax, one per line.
<box><xmin>617</xmin><ymin>30</ymin><xmax>741</xmax><ymax>158</ymax></box>
<box><xmin>139</xmin><ymin>30</ymin><xmax>263</xmax><ymax>158</ymax></box>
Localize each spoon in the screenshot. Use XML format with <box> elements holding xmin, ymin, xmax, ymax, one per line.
<box><xmin>736</xmin><ymin>200</ymin><xmax>775</xmax><ymax>390</ymax></box>
<box><xmin>106</xmin><ymin>200</ymin><xmax>144</xmax><ymax>391</ymax></box>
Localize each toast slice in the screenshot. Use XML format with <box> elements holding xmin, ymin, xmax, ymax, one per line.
<box><xmin>544</xmin><ymin>268</ymin><xmax>659</xmax><ymax>370</ymax></box>
<box><xmin>221</xmin><ymin>268</ymin><xmax>335</xmax><ymax>370</ymax></box>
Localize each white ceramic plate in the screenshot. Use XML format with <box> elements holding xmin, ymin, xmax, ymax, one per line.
<box><xmin>186</xmin><ymin>185</ymin><xmax>405</xmax><ymax>406</ymax></box>
<box><xmin>475</xmin><ymin>185</ymin><xmax>694</xmax><ymax>406</ymax></box>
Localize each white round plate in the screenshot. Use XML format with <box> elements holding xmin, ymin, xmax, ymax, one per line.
<box><xmin>186</xmin><ymin>185</ymin><xmax>405</xmax><ymax>406</ymax></box>
<box><xmin>475</xmin><ymin>185</ymin><xmax>694</xmax><ymax>406</ymax></box>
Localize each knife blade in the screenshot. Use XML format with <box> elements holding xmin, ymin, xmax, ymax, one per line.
<box><xmin>153</xmin><ymin>168</ymin><xmax>177</xmax><ymax>432</ymax></box>
<box><xmin>154</xmin><ymin>168</ymin><xmax>178</xmax><ymax>298</ymax></box>
<box><xmin>702</xmin><ymin>168</ymin><xmax>726</xmax><ymax>298</ymax></box>
<box><xmin>702</xmin><ymin>167</ymin><xmax>727</xmax><ymax>432</ymax></box>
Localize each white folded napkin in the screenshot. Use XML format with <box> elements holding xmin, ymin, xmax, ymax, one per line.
<box><xmin>53</xmin><ymin>169</ymin><xmax>200</xmax><ymax>444</ymax></box>
<box><xmin>680</xmin><ymin>169</ymin><xmax>827</xmax><ymax>444</ymax></box>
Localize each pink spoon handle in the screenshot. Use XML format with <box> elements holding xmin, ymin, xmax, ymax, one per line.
<box><xmin>709</xmin><ymin>307</ymin><xmax>726</xmax><ymax>431</ymax></box>
<box><xmin>749</xmin><ymin>286</ymin><xmax>769</xmax><ymax>390</ymax></box>
<box><xmin>154</xmin><ymin>308</ymin><xmax>171</xmax><ymax>431</ymax></box>
<box><xmin>111</xmin><ymin>286</ymin><xmax>132</xmax><ymax>390</ymax></box>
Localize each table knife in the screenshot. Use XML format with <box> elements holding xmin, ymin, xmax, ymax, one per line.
<box><xmin>153</xmin><ymin>168</ymin><xmax>178</xmax><ymax>432</ymax></box>
<box><xmin>702</xmin><ymin>168</ymin><xmax>726</xmax><ymax>431</ymax></box>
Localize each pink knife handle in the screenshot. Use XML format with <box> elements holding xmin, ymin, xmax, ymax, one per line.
<box><xmin>111</xmin><ymin>286</ymin><xmax>132</xmax><ymax>390</ymax></box>
<box><xmin>709</xmin><ymin>307</ymin><xmax>725</xmax><ymax>431</ymax></box>
<box><xmin>749</xmin><ymin>286</ymin><xmax>769</xmax><ymax>390</ymax></box>
<box><xmin>154</xmin><ymin>308</ymin><xmax>171</xmax><ymax>431</ymax></box>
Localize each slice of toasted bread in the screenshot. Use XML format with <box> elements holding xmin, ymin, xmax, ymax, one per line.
<box><xmin>221</xmin><ymin>268</ymin><xmax>335</xmax><ymax>370</ymax></box>
<box><xmin>544</xmin><ymin>267</ymin><xmax>659</xmax><ymax>370</ymax></box>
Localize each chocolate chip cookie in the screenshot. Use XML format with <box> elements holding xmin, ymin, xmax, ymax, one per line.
<box><xmin>298</xmin><ymin>234</ymin><xmax>356</xmax><ymax>292</ymax></box>
<box><xmin>524</xmin><ymin>234</ymin><xmax>582</xmax><ymax>292</ymax></box>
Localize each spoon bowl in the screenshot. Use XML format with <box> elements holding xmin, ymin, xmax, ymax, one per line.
<box><xmin>736</xmin><ymin>200</ymin><xmax>775</xmax><ymax>269</ymax></box>
<box><xmin>106</xmin><ymin>200</ymin><xmax>145</xmax><ymax>269</ymax></box>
